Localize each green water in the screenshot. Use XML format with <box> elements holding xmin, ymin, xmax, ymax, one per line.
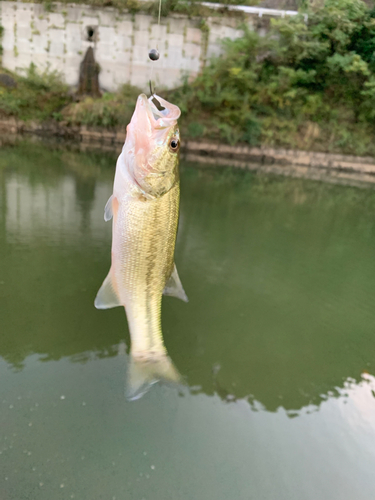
<box><xmin>1</xmin><ymin>141</ymin><xmax>375</xmax><ymax>500</ymax></box>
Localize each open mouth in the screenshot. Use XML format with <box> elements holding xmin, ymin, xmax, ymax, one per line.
<box><xmin>148</xmin><ymin>95</ymin><xmax>167</xmax><ymax>120</ymax></box>
<box><xmin>150</xmin><ymin>95</ymin><xmax>166</xmax><ymax>113</ymax></box>
<box><xmin>140</xmin><ymin>94</ymin><xmax>181</xmax><ymax>126</ymax></box>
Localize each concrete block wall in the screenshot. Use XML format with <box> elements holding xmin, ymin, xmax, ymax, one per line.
<box><xmin>0</xmin><ymin>1</ymin><xmax>245</xmax><ymax>91</ymax></box>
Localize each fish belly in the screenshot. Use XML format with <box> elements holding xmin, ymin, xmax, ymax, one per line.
<box><xmin>112</xmin><ymin>183</ymin><xmax>180</xmax><ymax>354</ymax></box>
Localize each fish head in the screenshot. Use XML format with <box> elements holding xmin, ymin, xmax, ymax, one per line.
<box><xmin>123</xmin><ymin>93</ymin><xmax>181</xmax><ymax>197</ymax></box>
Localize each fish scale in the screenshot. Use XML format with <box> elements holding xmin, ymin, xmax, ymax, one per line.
<box><xmin>95</xmin><ymin>93</ymin><xmax>187</xmax><ymax>399</ymax></box>
<box><xmin>115</xmin><ymin>184</ymin><xmax>180</xmax><ymax>353</ymax></box>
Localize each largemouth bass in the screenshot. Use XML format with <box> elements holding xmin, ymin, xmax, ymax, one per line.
<box><xmin>95</xmin><ymin>94</ymin><xmax>188</xmax><ymax>400</ymax></box>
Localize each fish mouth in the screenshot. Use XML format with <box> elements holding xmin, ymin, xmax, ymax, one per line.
<box><xmin>127</xmin><ymin>93</ymin><xmax>180</xmax><ymax>159</ymax></box>
<box><xmin>137</xmin><ymin>93</ymin><xmax>181</xmax><ymax>129</ymax></box>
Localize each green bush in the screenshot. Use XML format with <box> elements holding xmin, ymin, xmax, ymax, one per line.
<box><xmin>0</xmin><ymin>25</ymin><xmax>3</xmax><ymax>57</ymax></box>
<box><xmin>0</xmin><ymin>63</ymin><xmax>71</xmax><ymax>121</ymax></box>
<box><xmin>62</xmin><ymin>84</ymin><xmax>140</xmax><ymax>127</ymax></box>
<box><xmin>168</xmin><ymin>0</ymin><xmax>375</xmax><ymax>152</ymax></box>
<box><xmin>4</xmin><ymin>0</ymin><xmax>375</xmax><ymax>156</ymax></box>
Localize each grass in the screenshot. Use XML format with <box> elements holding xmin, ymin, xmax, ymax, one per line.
<box><xmin>0</xmin><ymin>64</ymin><xmax>71</xmax><ymax>122</ymax></box>
<box><xmin>18</xmin><ymin>0</ymin><xmax>254</xmax><ymax>19</ymax></box>
<box><xmin>2</xmin><ymin>63</ymin><xmax>375</xmax><ymax>157</ymax></box>
<box><xmin>61</xmin><ymin>84</ymin><xmax>140</xmax><ymax>128</ymax></box>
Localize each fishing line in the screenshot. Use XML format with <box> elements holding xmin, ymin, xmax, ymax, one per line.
<box><xmin>157</xmin><ymin>0</ymin><xmax>162</xmax><ymax>31</ymax></box>
<box><xmin>149</xmin><ymin>0</ymin><xmax>163</xmax><ymax>100</ymax></box>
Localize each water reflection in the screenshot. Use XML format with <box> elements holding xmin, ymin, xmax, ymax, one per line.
<box><xmin>1</xmin><ymin>142</ymin><xmax>375</xmax><ymax>413</ymax></box>
<box><xmin>1</xmin><ymin>352</ymin><xmax>375</xmax><ymax>500</ymax></box>
<box><xmin>208</xmin><ymin>370</ymin><xmax>375</xmax><ymax>420</ymax></box>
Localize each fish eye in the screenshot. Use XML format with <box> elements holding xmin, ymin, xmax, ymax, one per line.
<box><xmin>169</xmin><ymin>138</ymin><xmax>180</xmax><ymax>152</ymax></box>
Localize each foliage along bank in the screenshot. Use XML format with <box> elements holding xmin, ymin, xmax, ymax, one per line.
<box><xmin>2</xmin><ymin>0</ymin><xmax>375</xmax><ymax>156</ymax></box>
<box><xmin>171</xmin><ymin>0</ymin><xmax>375</xmax><ymax>155</ymax></box>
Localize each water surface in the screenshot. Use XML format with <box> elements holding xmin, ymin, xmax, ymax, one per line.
<box><xmin>1</xmin><ymin>141</ymin><xmax>375</xmax><ymax>500</ymax></box>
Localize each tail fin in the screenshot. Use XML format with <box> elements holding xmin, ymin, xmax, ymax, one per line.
<box><xmin>126</xmin><ymin>352</ymin><xmax>182</xmax><ymax>401</ymax></box>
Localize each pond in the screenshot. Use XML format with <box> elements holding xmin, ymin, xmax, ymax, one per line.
<box><xmin>1</xmin><ymin>141</ymin><xmax>375</xmax><ymax>500</ymax></box>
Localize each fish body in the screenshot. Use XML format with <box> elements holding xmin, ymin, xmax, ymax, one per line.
<box><xmin>95</xmin><ymin>94</ymin><xmax>187</xmax><ymax>399</ymax></box>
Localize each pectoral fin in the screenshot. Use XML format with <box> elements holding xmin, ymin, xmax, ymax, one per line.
<box><xmin>94</xmin><ymin>270</ymin><xmax>121</xmax><ymax>309</ymax></box>
<box><xmin>163</xmin><ymin>264</ymin><xmax>188</xmax><ymax>303</ymax></box>
<box><xmin>104</xmin><ymin>195</ymin><xmax>113</xmax><ymax>222</ymax></box>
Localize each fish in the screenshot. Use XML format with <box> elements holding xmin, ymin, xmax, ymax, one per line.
<box><xmin>95</xmin><ymin>93</ymin><xmax>188</xmax><ymax>400</ymax></box>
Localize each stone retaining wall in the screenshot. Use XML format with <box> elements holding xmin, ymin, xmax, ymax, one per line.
<box><xmin>0</xmin><ymin>1</ymin><xmax>247</xmax><ymax>91</ymax></box>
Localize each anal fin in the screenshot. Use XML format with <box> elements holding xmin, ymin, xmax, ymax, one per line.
<box><xmin>163</xmin><ymin>264</ymin><xmax>188</xmax><ymax>303</ymax></box>
<box><xmin>94</xmin><ymin>270</ymin><xmax>121</xmax><ymax>309</ymax></box>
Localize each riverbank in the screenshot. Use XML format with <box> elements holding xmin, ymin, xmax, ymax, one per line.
<box><xmin>3</xmin><ymin>0</ymin><xmax>375</xmax><ymax>159</ymax></box>
<box><xmin>2</xmin><ymin>117</ymin><xmax>375</xmax><ymax>189</ymax></box>
<box><xmin>2</xmin><ymin>0</ymin><xmax>375</xmax><ymax>177</ymax></box>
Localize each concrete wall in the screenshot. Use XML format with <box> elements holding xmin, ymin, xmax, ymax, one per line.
<box><xmin>0</xmin><ymin>1</ymin><xmax>248</xmax><ymax>91</ymax></box>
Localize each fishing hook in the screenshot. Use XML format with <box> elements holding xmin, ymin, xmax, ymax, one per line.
<box><xmin>149</xmin><ymin>79</ymin><xmax>165</xmax><ymax>112</ymax></box>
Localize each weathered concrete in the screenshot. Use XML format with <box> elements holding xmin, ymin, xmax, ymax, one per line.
<box><xmin>0</xmin><ymin>1</ymin><xmax>247</xmax><ymax>91</ymax></box>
